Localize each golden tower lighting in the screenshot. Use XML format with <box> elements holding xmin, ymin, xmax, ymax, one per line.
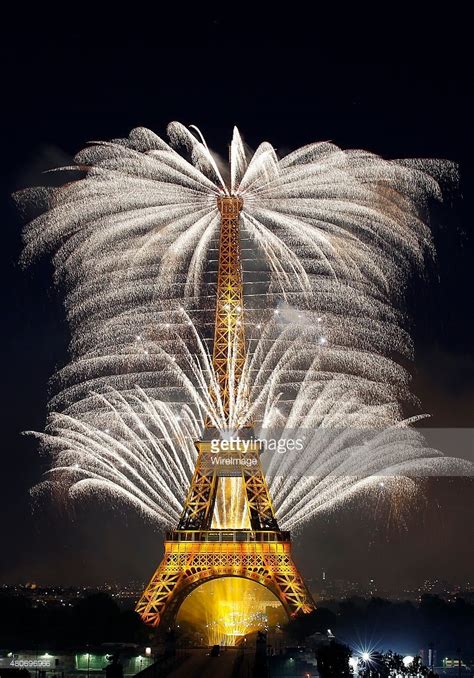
<box><xmin>135</xmin><ymin>195</ymin><xmax>315</xmax><ymax>629</ymax></box>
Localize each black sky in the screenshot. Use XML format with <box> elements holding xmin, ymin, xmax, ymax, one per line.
<box><xmin>1</xmin><ymin>45</ymin><xmax>473</xmax><ymax>588</ymax></box>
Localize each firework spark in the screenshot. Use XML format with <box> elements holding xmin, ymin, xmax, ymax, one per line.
<box><xmin>20</xmin><ymin>123</ymin><xmax>467</xmax><ymax>528</ymax></box>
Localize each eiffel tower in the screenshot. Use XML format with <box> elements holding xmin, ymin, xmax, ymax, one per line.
<box><xmin>135</xmin><ymin>195</ymin><xmax>315</xmax><ymax>628</ymax></box>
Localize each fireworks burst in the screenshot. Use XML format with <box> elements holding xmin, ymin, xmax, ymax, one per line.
<box><xmin>19</xmin><ymin>123</ymin><xmax>466</xmax><ymax>528</ymax></box>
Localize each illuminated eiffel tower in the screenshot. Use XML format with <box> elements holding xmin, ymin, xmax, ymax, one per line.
<box><xmin>135</xmin><ymin>195</ymin><xmax>315</xmax><ymax>628</ymax></box>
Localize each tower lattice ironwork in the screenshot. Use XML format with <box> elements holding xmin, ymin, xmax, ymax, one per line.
<box><xmin>135</xmin><ymin>196</ymin><xmax>315</xmax><ymax>628</ymax></box>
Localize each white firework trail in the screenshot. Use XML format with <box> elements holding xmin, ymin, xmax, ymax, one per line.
<box><xmin>19</xmin><ymin>122</ymin><xmax>468</xmax><ymax>528</ymax></box>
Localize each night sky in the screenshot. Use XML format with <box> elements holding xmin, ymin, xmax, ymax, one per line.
<box><xmin>1</xmin><ymin>46</ymin><xmax>473</xmax><ymax>589</ymax></box>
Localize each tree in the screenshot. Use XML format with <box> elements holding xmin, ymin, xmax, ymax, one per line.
<box><xmin>316</xmin><ymin>640</ymin><xmax>352</xmax><ymax>678</ymax></box>
<box><xmin>285</xmin><ymin>607</ymin><xmax>337</xmax><ymax>642</ymax></box>
<box><xmin>359</xmin><ymin>652</ymin><xmax>430</xmax><ymax>677</ymax></box>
